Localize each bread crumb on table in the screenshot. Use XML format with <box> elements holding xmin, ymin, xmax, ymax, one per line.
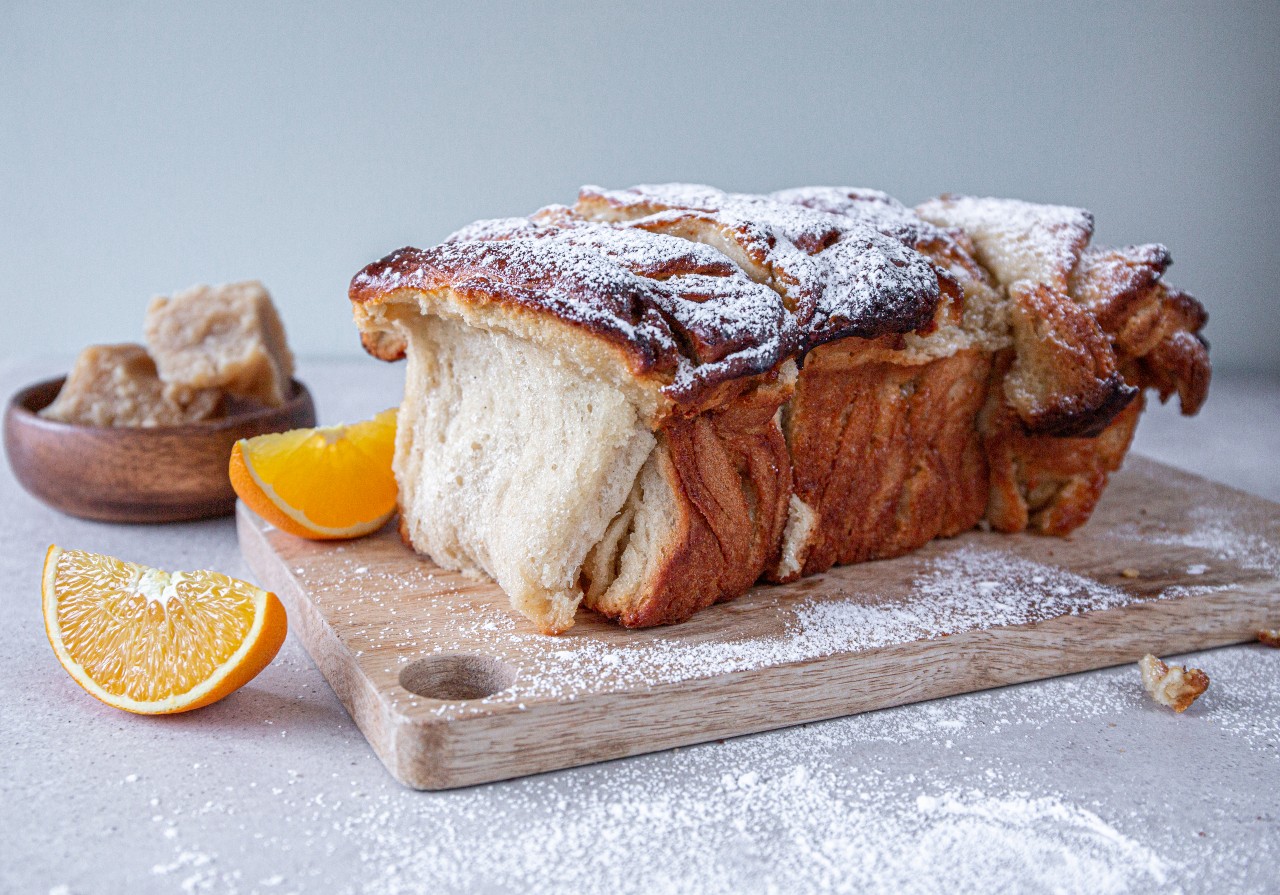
<box><xmin>1139</xmin><ymin>654</ymin><xmax>1209</xmax><ymax>713</ymax></box>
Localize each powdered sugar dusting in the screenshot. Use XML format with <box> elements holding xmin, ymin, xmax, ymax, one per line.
<box><xmin>795</xmin><ymin>547</ymin><xmax>1134</xmax><ymax>650</ymax></box>
<box><xmin>117</xmin><ymin>628</ymin><xmax>1278</xmax><ymax>894</ymax></box>
<box><xmin>772</xmin><ymin>185</ymin><xmax>961</xmax><ymax>258</ymax></box>
<box><xmin>916</xmin><ymin>194</ymin><xmax>1094</xmax><ymax>290</ymax></box>
<box><xmin>578</xmin><ymin>183</ymin><xmax>943</xmax><ymax>349</ymax></box>
<box><xmin>336</xmin><ymin>776</ymin><xmax>1173</xmax><ymax>895</ymax></box>
<box><xmin>352</xmin><ymin>218</ymin><xmax>794</xmax><ymax>403</ymax></box>
<box><xmin>1113</xmin><ymin>504</ymin><xmax>1280</xmax><ymax>575</ymax></box>
<box><xmin>320</xmin><ymin>545</ymin><xmax>1173</xmax><ymax>716</ymax></box>
<box><xmin>352</xmin><ymin>181</ymin><xmax>966</xmax><ymax>402</ymax></box>
<box><xmin>281</xmin><ymin>464</ymin><xmax>1280</xmax><ymax>722</ymax></box>
<box><xmin>137</xmin><ymin>640</ymin><xmax>1280</xmax><ymax>893</ymax></box>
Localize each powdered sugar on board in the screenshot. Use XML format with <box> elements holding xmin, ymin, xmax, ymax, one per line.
<box><xmin>296</xmin><ymin>522</ymin><xmax>1267</xmax><ymax>717</ymax></box>
<box><xmin>269</xmin><ymin>452</ymin><xmax>1280</xmax><ymax>716</ymax></box>
<box><xmin>238</xmin><ymin>456</ymin><xmax>1280</xmax><ymax>791</ymax></box>
<box><xmin>1112</xmin><ymin>504</ymin><xmax>1280</xmax><ymax>576</ymax></box>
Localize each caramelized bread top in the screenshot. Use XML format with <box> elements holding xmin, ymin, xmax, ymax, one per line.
<box><xmin>574</xmin><ymin>184</ymin><xmax>944</xmax><ymax>351</ymax></box>
<box><xmin>770</xmin><ymin>186</ymin><xmax>994</xmax><ymax>290</ymax></box>
<box><xmin>351</xmin><ymin>185</ymin><xmax>950</xmax><ymax>411</ymax></box>
<box><xmin>352</xmin><ymin>184</ymin><xmax>1209</xmax><ymax>429</ymax></box>
<box><xmin>917</xmin><ymin>195</ymin><xmax>1094</xmax><ymax>293</ymax></box>
<box><xmin>350</xmin><ymin>218</ymin><xmax>796</xmax><ymax>409</ymax></box>
<box><xmin>918</xmin><ymin>194</ymin><xmax>1209</xmax><ymax>434</ymax></box>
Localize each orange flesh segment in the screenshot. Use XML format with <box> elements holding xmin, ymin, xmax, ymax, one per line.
<box><xmin>44</xmin><ymin>547</ymin><xmax>285</xmax><ymax>713</ymax></box>
<box><xmin>237</xmin><ymin>409</ymin><xmax>397</xmax><ymax>532</ymax></box>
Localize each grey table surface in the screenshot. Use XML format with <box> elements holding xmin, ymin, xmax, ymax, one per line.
<box><xmin>2</xmin><ymin>356</ymin><xmax>1277</xmax><ymax>895</ymax></box>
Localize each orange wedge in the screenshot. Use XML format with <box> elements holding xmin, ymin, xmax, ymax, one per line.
<box><xmin>230</xmin><ymin>408</ymin><xmax>398</xmax><ymax>539</ymax></box>
<box><xmin>42</xmin><ymin>546</ymin><xmax>287</xmax><ymax>714</ymax></box>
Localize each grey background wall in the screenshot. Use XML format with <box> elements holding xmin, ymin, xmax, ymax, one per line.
<box><xmin>3</xmin><ymin>1</ymin><xmax>1277</xmax><ymax>373</ymax></box>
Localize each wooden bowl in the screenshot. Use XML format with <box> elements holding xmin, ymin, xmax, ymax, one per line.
<box><xmin>4</xmin><ymin>377</ymin><xmax>316</xmax><ymax>523</ymax></box>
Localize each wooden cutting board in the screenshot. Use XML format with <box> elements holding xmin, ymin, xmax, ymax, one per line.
<box><xmin>237</xmin><ymin>457</ymin><xmax>1280</xmax><ymax>790</ymax></box>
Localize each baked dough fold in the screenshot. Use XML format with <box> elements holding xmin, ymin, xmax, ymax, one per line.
<box><xmin>352</xmin><ymin>184</ymin><xmax>1209</xmax><ymax>632</ymax></box>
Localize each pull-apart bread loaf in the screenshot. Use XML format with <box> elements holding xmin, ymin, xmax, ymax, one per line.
<box><xmin>350</xmin><ymin>184</ymin><xmax>1209</xmax><ymax>634</ymax></box>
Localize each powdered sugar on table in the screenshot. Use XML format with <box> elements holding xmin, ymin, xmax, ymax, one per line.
<box><xmin>136</xmin><ymin>641</ymin><xmax>1280</xmax><ymax>894</ymax></box>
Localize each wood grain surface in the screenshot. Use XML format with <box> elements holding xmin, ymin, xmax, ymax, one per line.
<box><xmin>5</xmin><ymin>377</ymin><xmax>316</xmax><ymax>522</ymax></box>
<box><xmin>237</xmin><ymin>457</ymin><xmax>1280</xmax><ymax>790</ymax></box>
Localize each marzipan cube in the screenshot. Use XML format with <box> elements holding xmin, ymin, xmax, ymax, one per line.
<box><xmin>145</xmin><ymin>281</ymin><xmax>295</xmax><ymax>407</ymax></box>
<box><xmin>40</xmin><ymin>343</ymin><xmax>223</xmax><ymax>427</ymax></box>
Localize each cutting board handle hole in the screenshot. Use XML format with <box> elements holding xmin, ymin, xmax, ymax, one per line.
<box><xmin>399</xmin><ymin>654</ymin><xmax>516</xmax><ymax>701</ymax></box>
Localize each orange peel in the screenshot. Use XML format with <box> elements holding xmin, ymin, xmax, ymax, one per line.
<box><xmin>230</xmin><ymin>408</ymin><xmax>398</xmax><ymax>539</ymax></box>
<box><xmin>42</xmin><ymin>545</ymin><xmax>287</xmax><ymax>714</ymax></box>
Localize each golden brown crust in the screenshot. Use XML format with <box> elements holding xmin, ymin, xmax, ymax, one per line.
<box><xmin>1069</xmin><ymin>244</ymin><xmax>1172</xmax><ymax>342</ymax></box>
<box><xmin>972</xmin><ymin>234</ymin><xmax>1208</xmax><ymax>537</ymax></box>
<box><xmin>1137</xmin><ymin>328</ymin><xmax>1211</xmax><ymax>416</ymax></box>
<box><xmin>353</xmin><ymin>188</ymin><xmax>953</xmax><ymax>410</ymax></box>
<box><xmin>916</xmin><ymin>194</ymin><xmax>1094</xmax><ymax>294</ymax></box>
<box><xmin>631</xmin><ymin>399</ymin><xmax>791</xmax><ymax>626</ymax></box>
<box><xmin>983</xmin><ymin>350</ymin><xmax>1143</xmax><ymax>535</ymax></box>
<box><xmin>1005</xmin><ymin>282</ymin><xmax>1138</xmax><ymax>437</ymax></box>
<box><xmin>350</xmin><ymin>238</ymin><xmax>796</xmax><ymax>406</ymax></box>
<box><xmin>780</xmin><ymin>342</ymin><xmax>992</xmax><ymax>578</ymax></box>
<box><xmin>770</xmin><ymin>186</ymin><xmax>997</xmax><ymax>295</ymax></box>
<box><xmin>979</xmin><ymin>239</ymin><xmax>1209</xmax><ymax>537</ymax></box>
<box><xmin>360</xmin><ymin>329</ymin><xmax>406</xmax><ymax>362</ymax></box>
<box><xmin>582</xmin><ymin>376</ymin><xmax>793</xmax><ymax>627</ymax></box>
<box><xmin>1069</xmin><ymin>247</ymin><xmax>1211</xmax><ymax>415</ymax></box>
<box><xmin>574</xmin><ymin>184</ymin><xmax>945</xmax><ymax>352</ymax></box>
<box><xmin>915</xmin><ymin>195</ymin><xmax>1150</xmax><ymax>438</ymax></box>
